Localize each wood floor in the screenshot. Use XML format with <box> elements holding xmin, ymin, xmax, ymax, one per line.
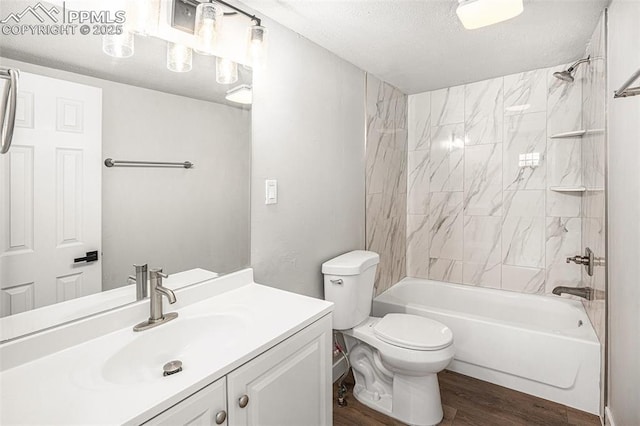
<box><xmin>333</xmin><ymin>370</ymin><xmax>601</xmax><ymax>426</ymax></box>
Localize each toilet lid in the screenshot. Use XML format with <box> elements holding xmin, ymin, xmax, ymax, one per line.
<box><xmin>373</xmin><ymin>314</ymin><xmax>453</xmax><ymax>351</ymax></box>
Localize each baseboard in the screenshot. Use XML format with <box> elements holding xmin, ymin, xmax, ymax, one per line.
<box><xmin>604</xmin><ymin>406</ymin><xmax>615</xmax><ymax>426</ymax></box>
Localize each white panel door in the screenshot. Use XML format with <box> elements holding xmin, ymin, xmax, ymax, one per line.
<box><xmin>143</xmin><ymin>378</ymin><xmax>227</xmax><ymax>426</ymax></box>
<box><xmin>227</xmin><ymin>315</ymin><xmax>332</xmax><ymax>426</ymax></box>
<box><xmin>0</xmin><ymin>71</ymin><xmax>102</xmax><ymax>316</ymax></box>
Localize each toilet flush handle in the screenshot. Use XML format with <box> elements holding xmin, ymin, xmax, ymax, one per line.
<box><xmin>330</xmin><ymin>279</ymin><xmax>344</xmax><ymax>285</ymax></box>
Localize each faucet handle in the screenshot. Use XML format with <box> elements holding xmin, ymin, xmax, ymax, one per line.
<box><xmin>150</xmin><ymin>268</ymin><xmax>169</xmax><ymax>279</ymax></box>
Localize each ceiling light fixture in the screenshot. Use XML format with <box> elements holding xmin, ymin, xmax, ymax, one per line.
<box><xmin>456</xmin><ymin>0</ymin><xmax>523</xmax><ymax>30</ymax></box>
<box><xmin>225</xmin><ymin>84</ymin><xmax>252</xmax><ymax>104</ymax></box>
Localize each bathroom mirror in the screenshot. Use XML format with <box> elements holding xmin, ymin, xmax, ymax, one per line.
<box><xmin>0</xmin><ymin>0</ymin><xmax>252</xmax><ymax>340</ymax></box>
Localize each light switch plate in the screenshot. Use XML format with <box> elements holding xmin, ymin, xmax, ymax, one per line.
<box><xmin>265</xmin><ymin>179</ymin><xmax>277</xmax><ymax>205</ymax></box>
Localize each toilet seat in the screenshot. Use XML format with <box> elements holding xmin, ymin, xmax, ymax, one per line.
<box><xmin>344</xmin><ymin>316</ymin><xmax>455</xmax><ymax>377</ymax></box>
<box><xmin>373</xmin><ymin>314</ymin><xmax>453</xmax><ymax>351</ymax></box>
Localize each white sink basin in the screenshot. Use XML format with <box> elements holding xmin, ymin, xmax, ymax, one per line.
<box><xmin>102</xmin><ymin>313</ymin><xmax>247</xmax><ymax>385</ymax></box>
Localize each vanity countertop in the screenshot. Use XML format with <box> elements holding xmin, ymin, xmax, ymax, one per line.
<box><xmin>0</xmin><ymin>268</ymin><xmax>219</xmax><ymax>342</ymax></box>
<box><xmin>0</xmin><ymin>269</ymin><xmax>333</xmax><ymax>425</ymax></box>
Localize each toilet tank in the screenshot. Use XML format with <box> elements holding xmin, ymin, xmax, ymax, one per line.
<box><xmin>322</xmin><ymin>250</ymin><xmax>380</xmax><ymax>330</ymax></box>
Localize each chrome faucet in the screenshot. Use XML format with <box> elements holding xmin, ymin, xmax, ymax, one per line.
<box><xmin>128</xmin><ymin>264</ymin><xmax>149</xmax><ymax>301</ymax></box>
<box><xmin>552</xmin><ymin>286</ymin><xmax>594</xmax><ymax>300</ymax></box>
<box><xmin>133</xmin><ymin>268</ymin><xmax>178</xmax><ymax>332</ymax></box>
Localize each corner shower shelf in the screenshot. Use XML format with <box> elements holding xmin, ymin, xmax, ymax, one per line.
<box><xmin>550</xmin><ymin>130</ymin><xmax>586</xmax><ymax>139</ymax></box>
<box><xmin>586</xmin><ymin>128</ymin><xmax>605</xmax><ymax>135</ymax></box>
<box><xmin>550</xmin><ymin>186</ymin><xmax>587</xmax><ymax>192</ymax></box>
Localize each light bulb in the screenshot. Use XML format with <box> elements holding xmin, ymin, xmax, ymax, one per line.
<box><xmin>216</xmin><ymin>57</ymin><xmax>238</xmax><ymax>84</ymax></box>
<box><xmin>103</xmin><ymin>32</ymin><xmax>134</xmax><ymax>58</ymax></box>
<box><xmin>128</xmin><ymin>0</ymin><xmax>159</xmax><ymax>36</ymax></box>
<box><xmin>195</xmin><ymin>2</ymin><xmax>222</xmax><ymax>55</ymax></box>
<box><xmin>247</xmin><ymin>24</ymin><xmax>268</xmax><ymax>70</ymax></box>
<box><xmin>167</xmin><ymin>42</ymin><xmax>192</xmax><ymax>72</ymax></box>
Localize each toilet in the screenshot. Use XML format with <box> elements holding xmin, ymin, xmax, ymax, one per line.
<box><xmin>323</xmin><ymin>250</ymin><xmax>454</xmax><ymax>426</ymax></box>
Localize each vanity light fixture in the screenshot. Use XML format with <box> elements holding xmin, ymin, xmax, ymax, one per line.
<box><xmin>225</xmin><ymin>84</ymin><xmax>252</xmax><ymax>104</ymax></box>
<box><xmin>247</xmin><ymin>24</ymin><xmax>268</xmax><ymax>69</ymax></box>
<box><xmin>194</xmin><ymin>2</ymin><xmax>223</xmax><ymax>55</ymax></box>
<box><xmin>102</xmin><ymin>32</ymin><xmax>134</xmax><ymax>58</ymax></box>
<box><xmin>128</xmin><ymin>0</ymin><xmax>160</xmax><ymax>36</ymax></box>
<box><xmin>104</xmin><ymin>0</ymin><xmax>267</xmax><ymax>83</ymax></box>
<box><xmin>456</xmin><ymin>0</ymin><xmax>524</xmax><ymax>30</ymax></box>
<box><xmin>177</xmin><ymin>0</ymin><xmax>269</xmax><ymax>69</ymax></box>
<box><xmin>167</xmin><ymin>42</ymin><xmax>193</xmax><ymax>72</ymax></box>
<box><xmin>216</xmin><ymin>57</ymin><xmax>238</xmax><ymax>84</ymax></box>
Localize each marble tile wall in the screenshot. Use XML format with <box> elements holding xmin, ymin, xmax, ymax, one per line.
<box><xmin>365</xmin><ymin>74</ymin><xmax>408</xmax><ymax>296</ymax></box>
<box><xmin>581</xmin><ymin>15</ymin><xmax>606</xmax><ymax>345</ymax></box>
<box><xmin>407</xmin><ymin>62</ymin><xmax>587</xmax><ymax>294</ymax></box>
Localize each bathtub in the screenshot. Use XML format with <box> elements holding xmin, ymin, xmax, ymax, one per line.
<box><xmin>372</xmin><ymin>277</ymin><xmax>600</xmax><ymax>415</ymax></box>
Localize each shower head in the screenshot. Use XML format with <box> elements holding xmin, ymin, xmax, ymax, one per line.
<box><xmin>553</xmin><ymin>56</ymin><xmax>591</xmax><ymax>83</ymax></box>
<box><xmin>553</xmin><ymin>70</ymin><xmax>575</xmax><ymax>82</ymax></box>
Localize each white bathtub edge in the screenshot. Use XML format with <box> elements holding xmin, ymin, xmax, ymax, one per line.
<box><xmin>373</xmin><ymin>278</ymin><xmax>601</xmax><ymax>415</ymax></box>
<box><xmin>447</xmin><ymin>357</ymin><xmax>600</xmax><ymax>415</ymax></box>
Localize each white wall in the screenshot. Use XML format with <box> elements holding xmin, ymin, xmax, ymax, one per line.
<box><xmin>100</xmin><ymin>83</ymin><xmax>251</xmax><ymax>289</ymax></box>
<box><xmin>606</xmin><ymin>1</ymin><xmax>640</xmax><ymax>425</ymax></box>
<box><xmin>251</xmin><ymin>18</ymin><xmax>366</xmax><ymax>299</ymax></box>
<box><xmin>0</xmin><ymin>58</ymin><xmax>252</xmax><ymax>290</ymax></box>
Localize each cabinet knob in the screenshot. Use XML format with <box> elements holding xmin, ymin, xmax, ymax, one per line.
<box><xmin>215</xmin><ymin>410</ymin><xmax>227</xmax><ymax>424</ymax></box>
<box><xmin>238</xmin><ymin>394</ymin><xmax>249</xmax><ymax>408</ymax></box>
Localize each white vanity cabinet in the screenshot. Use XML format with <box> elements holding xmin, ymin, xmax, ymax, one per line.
<box><xmin>227</xmin><ymin>315</ymin><xmax>332</xmax><ymax>426</ymax></box>
<box><xmin>144</xmin><ymin>315</ymin><xmax>332</xmax><ymax>426</ymax></box>
<box><xmin>0</xmin><ymin>272</ymin><xmax>335</xmax><ymax>426</ymax></box>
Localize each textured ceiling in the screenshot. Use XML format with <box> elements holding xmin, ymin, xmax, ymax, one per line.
<box><xmin>240</xmin><ymin>0</ymin><xmax>610</xmax><ymax>94</ymax></box>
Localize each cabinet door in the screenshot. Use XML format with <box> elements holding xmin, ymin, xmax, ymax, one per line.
<box><xmin>144</xmin><ymin>377</ymin><xmax>227</xmax><ymax>426</ymax></box>
<box><xmin>227</xmin><ymin>315</ymin><xmax>332</xmax><ymax>426</ymax></box>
